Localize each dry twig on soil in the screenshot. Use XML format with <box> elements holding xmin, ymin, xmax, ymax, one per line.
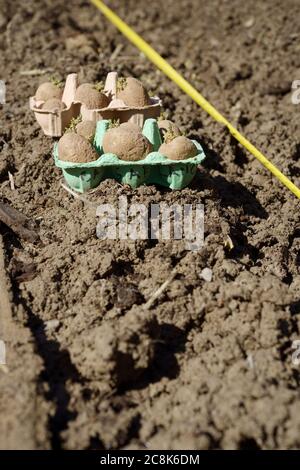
<box><xmin>19</xmin><ymin>68</ymin><xmax>54</xmax><ymax>76</ymax></box>
<box><xmin>0</xmin><ymin>202</ymin><xmax>39</xmax><ymax>243</ymax></box>
<box><xmin>143</xmin><ymin>269</ymin><xmax>177</xmax><ymax>310</ymax></box>
<box><xmin>60</xmin><ymin>182</ymin><xmax>97</xmax><ymax>207</ymax></box>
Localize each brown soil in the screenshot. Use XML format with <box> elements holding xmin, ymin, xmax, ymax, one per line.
<box><xmin>1</xmin><ymin>0</ymin><xmax>300</xmax><ymax>450</ymax></box>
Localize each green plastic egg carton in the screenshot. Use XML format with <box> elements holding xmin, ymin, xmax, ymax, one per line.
<box><xmin>53</xmin><ymin>119</ymin><xmax>206</xmax><ymax>193</ymax></box>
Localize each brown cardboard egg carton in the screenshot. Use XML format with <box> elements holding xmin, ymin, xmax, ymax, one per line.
<box><xmin>77</xmin><ymin>71</ymin><xmax>162</xmax><ymax>127</ymax></box>
<box><xmin>30</xmin><ymin>72</ymin><xmax>162</xmax><ymax>136</ymax></box>
<box><xmin>29</xmin><ymin>74</ymin><xmax>80</xmax><ymax>137</ymax></box>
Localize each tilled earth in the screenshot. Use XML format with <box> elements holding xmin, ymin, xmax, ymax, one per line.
<box><xmin>1</xmin><ymin>0</ymin><xmax>300</xmax><ymax>450</ymax></box>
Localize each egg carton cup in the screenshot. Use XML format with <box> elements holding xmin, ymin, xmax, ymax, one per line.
<box><xmin>54</xmin><ymin>119</ymin><xmax>206</xmax><ymax>193</ymax></box>
<box><xmin>77</xmin><ymin>72</ymin><xmax>162</xmax><ymax>128</ymax></box>
<box><xmin>30</xmin><ymin>74</ymin><xmax>80</xmax><ymax>137</ymax></box>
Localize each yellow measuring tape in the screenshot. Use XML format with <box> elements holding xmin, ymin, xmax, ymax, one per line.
<box><xmin>90</xmin><ymin>0</ymin><xmax>300</xmax><ymax>200</ymax></box>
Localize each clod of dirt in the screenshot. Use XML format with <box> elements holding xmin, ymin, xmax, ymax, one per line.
<box><xmin>42</xmin><ymin>98</ymin><xmax>66</xmax><ymax>112</ymax></box>
<box><xmin>69</xmin><ymin>309</ymin><xmax>159</xmax><ymax>388</ymax></box>
<box><xmin>75</xmin><ymin>83</ymin><xmax>110</xmax><ymax>109</ymax></box>
<box><xmin>159</xmin><ymin>136</ymin><xmax>198</xmax><ymax>160</ymax></box>
<box><xmin>158</xmin><ymin>119</ymin><xmax>182</xmax><ymax>139</ymax></box>
<box><xmin>118</xmin><ymin>77</ymin><xmax>151</xmax><ymax>107</ymax></box>
<box><xmin>58</xmin><ymin>132</ymin><xmax>98</xmax><ymax>163</ymax></box>
<box><xmin>35</xmin><ymin>81</ymin><xmax>63</xmax><ymax>101</ymax></box>
<box><xmin>65</xmin><ymin>34</ymin><xmax>96</xmax><ymax>58</ymax></box>
<box><xmin>102</xmin><ymin>127</ymin><xmax>153</xmax><ymax>161</ymax></box>
<box><xmin>75</xmin><ymin>120</ymin><xmax>96</xmax><ymax>143</ymax></box>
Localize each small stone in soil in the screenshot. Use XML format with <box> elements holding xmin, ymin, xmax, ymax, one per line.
<box><xmin>200</xmin><ymin>267</ymin><xmax>213</xmax><ymax>282</ymax></box>
<box><xmin>45</xmin><ymin>319</ymin><xmax>60</xmax><ymax>332</ymax></box>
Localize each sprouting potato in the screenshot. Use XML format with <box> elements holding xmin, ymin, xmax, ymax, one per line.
<box><xmin>58</xmin><ymin>132</ymin><xmax>98</xmax><ymax>163</ymax></box>
<box><xmin>75</xmin><ymin>120</ymin><xmax>96</xmax><ymax>143</ymax></box>
<box><xmin>119</xmin><ymin>121</ymin><xmax>141</xmax><ymax>133</ymax></box>
<box><xmin>42</xmin><ymin>98</ymin><xmax>66</xmax><ymax>112</ymax></box>
<box><xmin>103</xmin><ymin>126</ymin><xmax>152</xmax><ymax>161</ymax></box>
<box><xmin>158</xmin><ymin>119</ymin><xmax>182</xmax><ymax>140</ymax></box>
<box><xmin>35</xmin><ymin>82</ymin><xmax>63</xmax><ymax>101</ymax></box>
<box><xmin>159</xmin><ymin>136</ymin><xmax>198</xmax><ymax>161</ymax></box>
<box><xmin>75</xmin><ymin>83</ymin><xmax>110</xmax><ymax>109</ymax></box>
<box><xmin>117</xmin><ymin>77</ymin><xmax>151</xmax><ymax>108</ymax></box>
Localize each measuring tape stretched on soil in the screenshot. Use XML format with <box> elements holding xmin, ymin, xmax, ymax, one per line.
<box><xmin>90</xmin><ymin>0</ymin><xmax>300</xmax><ymax>200</ymax></box>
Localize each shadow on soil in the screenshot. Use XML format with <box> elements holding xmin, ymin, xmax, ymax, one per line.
<box><xmin>2</xmin><ymin>231</ymin><xmax>81</xmax><ymax>450</ymax></box>
<box><xmin>120</xmin><ymin>323</ymin><xmax>188</xmax><ymax>393</ymax></box>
